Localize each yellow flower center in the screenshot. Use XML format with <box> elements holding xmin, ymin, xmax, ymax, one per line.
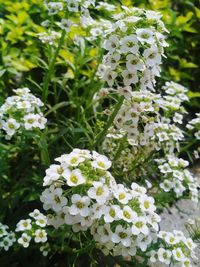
<box><xmin>70</xmin><ymin>175</ymin><xmax>78</xmax><ymax>184</ymax></box>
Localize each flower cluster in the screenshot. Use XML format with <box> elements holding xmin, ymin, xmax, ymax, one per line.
<box><xmin>0</xmin><ymin>88</ymin><xmax>47</xmax><ymax>139</ymax></box>
<box><xmin>187</xmin><ymin>113</ymin><xmax>200</xmax><ymax>140</ymax></box>
<box><xmin>16</xmin><ymin>210</ymin><xmax>48</xmax><ymax>248</ymax></box>
<box><xmin>0</xmin><ymin>223</ymin><xmax>16</xmax><ymax>251</ymax></box>
<box><xmin>162</xmin><ymin>81</ymin><xmax>188</xmax><ymax>103</ymax></box>
<box><xmin>150</xmin><ymin>230</ymin><xmax>197</xmax><ymax>267</ymax></box>
<box><xmin>156</xmin><ymin>156</ymin><xmax>199</xmax><ymax>202</ymax></box>
<box><xmin>98</xmin><ymin>7</ymin><xmax>168</xmax><ymax>92</ymax></box>
<box><xmin>104</xmin><ymin>87</ymin><xmax>184</xmax><ymax>154</ymax></box>
<box><xmin>91</xmin><ymin>182</ymin><xmax>160</xmax><ymax>257</ymax></box>
<box><xmin>40</xmin><ymin>149</ymin><xmax>161</xmax><ymax>257</ymax></box>
<box><xmin>38</xmin><ymin>31</ymin><xmax>61</xmax><ymax>45</ymax></box>
<box><xmin>65</xmin><ymin>0</ymin><xmax>95</xmax><ymax>13</ymax></box>
<box><xmin>113</xmin><ymin>90</ymin><xmax>160</xmax><ymax>146</ymax></box>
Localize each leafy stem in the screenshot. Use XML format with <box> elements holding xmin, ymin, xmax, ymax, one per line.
<box><xmin>42</xmin><ymin>29</ymin><xmax>66</xmax><ymax>103</ymax></box>
<box><xmin>94</xmin><ymin>95</ymin><xmax>124</xmax><ymax>147</ymax></box>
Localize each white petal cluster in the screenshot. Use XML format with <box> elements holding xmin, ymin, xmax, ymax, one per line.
<box><xmin>45</xmin><ymin>1</ymin><xmax>63</xmax><ymax>15</ymax></box>
<box><xmin>98</xmin><ymin>7</ymin><xmax>168</xmax><ymax>92</ymax></box>
<box><xmin>16</xmin><ymin>210</ymin><xmax>48</xmax><ymax>248</ymax></box>
<box><xmin>66</xmin><ymin>0</ymin><xmax>95</xmax><ymax>13</ymax></box>
<box><xmin>105</xmin><ymin>89</ymin><xmax>184</xmax><ymax>152</ymax></box>
<box><xmin>150</xmin><ymin>230</ymin><xmax>197</xmax><ymax>267</ymax></box>
<box><xmin>162</xmin><ymin>81</ymin><xmax>188</xmax><ymax>102</ymax></box>
<box><xmin>187</xmin><ymin>113</ymin><xmax>200</xmax><ymax>140</ymax></box>
<box><xmin>38</xmin><ymin>31</ymin><xmax>61</xmax><ymax>45</ymax></box>
<box><xmin>0</xmin><ymin>88</ymin><xmax>47</xmax><ymax>139</ymax></box>
<box><xmin>40</xmin><ymin>149</ymin><xmax>160</xmax><ymax>257</ymax></box>
<box><xmin>156</xmin><ymin>156</ymin><xmax>199</xmax><ymax>202</ymax></box>
<box><xmin>0</xmin><ymin>222</ymin><xmax>16</xmax><ymax>251</ymax></box>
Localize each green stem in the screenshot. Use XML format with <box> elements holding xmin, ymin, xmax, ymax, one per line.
<box><xmin>113</xmin><ymin>135</ymin><xmax>127</xmax><ymax>161</ymax></box>
<box><xmin>179</xmin><ymin>139</ymin><xmax>197</xmax><ymax>154</ymax></box>
<box><xmin>42</xmin><ymin>30</ymin><xmax>66</xmax><ymax>103</ymax></box>
<box><xmin>94</xmin><ymin>96</ymin><xmax>124</xmax><ymax>147</ymax></box>
<box><xmin>36</xmin><ymin>132</ymin><xmax>50</xmax><ymax>166</ymax></box>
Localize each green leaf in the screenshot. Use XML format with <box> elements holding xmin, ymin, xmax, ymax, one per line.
<box><xmin>188</xmin><ymin>91</ymin><xmax>200</xmax><ymax>98</ymax></box>
<box><xmin>0</xmin><ymin>69</ymin><xmax>6</xmax><ymax>77</ymax></box>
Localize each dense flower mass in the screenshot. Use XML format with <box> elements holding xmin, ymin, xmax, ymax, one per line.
<box><xmin>0</xmin><ymin>88</ymin><xmax>47</xmax><ymax>139</ymax></box>
<box><xmin>40</xmin><ymin>149</ymin><xmax>162</xmax><ymax>257</ymax></box>
<box><xmin>0</xmin><ymin>223</ymin><xmax>16</xmax><ymax>251</ymax></box>
<box><xmin>98</xmin><ymin>7</ymin><xmax>168</xmax><ymax>92</ymax></box>
<box><xmin>150</xmin><ymin>230</ymin><xmax>197</xmax><ymax>267</ymax></box>
<box><xmin>156</xmin><ymin>156</ymin><xmax>199</xmax><ymax>202</ymax></box>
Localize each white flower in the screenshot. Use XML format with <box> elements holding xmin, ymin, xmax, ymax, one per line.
<box><xmin>63</xmin><ymin>169</ymin><xmax>86</xmax><ymax>187</ymax></box>
<box><xmin>181</xmin><ymin>258</ymin><xmax>192</xmax><ymax>267</ymax></box>
<box><xmin>143</xmin><ymin>46</ymin><xmax>161</xmax><ymax>66</ymax></box>
<box><xmin>172</xmin><ymin>248</ymin><xmax>185</xmax><ymax>262</ymax></box>
<box><xmin>66</xmin><ymin>0</ymin><xmax>79</xmax><ymax>12</ymax></box>
<box><xmin>60</xmin><ymin>19</ymin><xmax>72</xmax><ymax>32</ymax></box>
<box><xmin>113</xmin><ymin>184</ymin><xmax>132</xmax><ymax>204</ymax></box>
<box><xmin>122</xmin><ymin>70</ymin><xmax>138</xmax><ymax>86</ymax></box>
<box><xmin>106</xmin><ymin>53</ymin><xmax>121</xmax><ymax>70</ymax></box>
<box><xmin>120</xmin><ymin>35</ymin><xmax>139</xmax><ymax>54</ymax></box>
<box><xmin>136</xmin><ymin>28</ymin><xmax>154</xmax><ymax>44</ymax></box>
<box><xmin>139</xmin><ymin>195</ymin><xmax>156</xmax><ymax>213</ymax></box>
<box><xmin>184</xmin><ymin>238</ymin><xmax>197</xmax><ymax>250</ymax></box>
<box><xmin>158</xmin><ymin>163</ymin><xmax>172</xmax><ymax>173</ymax></box>
<box><xmin>131</xmin><ymin>182</ymin><xmax>147</xmax><ymax>196</ymax></box>
<box><xmin>118</xmin><ymin>206</ymin><xmax>137</xmax><ymax>223</ymax></box>
<box><xmin>97</xmin><ymin>224</ymin><xmax>112</xmax><ymax>243</ymax></box>
<box><xmin>18</xmin><ymin>233</ymin><xmax>31</xmax><ymax>248</ymax></box>
<box><xmin>36</xmin><ymin>214</ymin><xmax>47</xmax><ymax>228</ymax></box>
<box><xmin>136</xmin><ymin>234</ymin><xmax>152</xmax><ymax>252</ymax></box>
<box><xmin>29</xmin><ymin>210</ymin><xmax>41</xmax><ymax>220</ymax></box>
<box><xmin>150</xmin><ymin>250</ymin><xmax>159</xmax><ymax>263</ymax></box>
<box><xmin>102</xmin><ymin>68</ymin><xmax>117</xmax><ymax>87</ymax></box>
<box><xmin>126</xmin><ymin>54</ymin><xmax>144</xmax><ymax>71</ymax></box>
<box><xmin>165</xmin><ymin>232</ymin><xmax>179</xmax><ymax>245</ymax></box>
<box><xmin>96</xmin><ymin>2</ymin><xmax>116</xmax><ymax>11</ymax></box>
<box><xmin>68</xmin><ymin>194</ymin><xmax>91</xmax><ymax>217</ymax></box>
<box><xmin>160</xmin><ymin>180</ymin><xmax>173</xmax><ymax>192</ymax></box>
<box><xmin>44</xmin><ymin>164</ymin><xmax>65</xmax><ymax>186</ymax></box>
<box><xmin>60</xmin><ymin>152</ymin><xmax>86</xmax><ymax>166</ymax></box>
<box><xmin>157</xmin><ymin>248</ymin><xmax>172</xmax><ymax>264</ymax></box>
<box><xmin>48</xmin><ymin>187</ymin><xmax>68</xmax><ymax>212</ymax></box>
<box><xmin>2</xmin><ymin>118</ymin><xmax>20</xmax><ymax>136</ymax></box>
<box><xmin>88</xmin><ymin>181</ymin><xmax>110</xmax><ymax>204</ymax></box>
<box><xmin>36</xmin><ymin>115</ymin><xmax>47</xmax><ymax>129</ymax></box>
<box><xmin>34</xmin><ymin>229</ymin><xmax>47</xmax><ymax>243</ymax></box>
<box><xmin>103</xmin><ymin>35</ymin><xmax>120</xmax><ymax>53</ymax></box>
<box><xmin>156</xmin><ymin>132</ymin><xmax>169</xmax><ymax>142</ymax></box>
<box><xmin>104</xmin><ymin>205</ymin><xmax>121</xmax><ymax>223</ymax></box>
<box><xmin>16</xmin><ymin>219</ymin><xmax>32</xmax><ymax>232</ymax></box>
<box><xmin>23</xmin><ymin>114</ymin><xmax>38</xmax><ymax>129</ymax></box>
<box><xmin>147</xmin><ymin>213</ymin><xmax>161</xmax><ymax>231</ymax></box>
<box><xmin>173</xmin><ymin>113</ymin><xmax>183</xmax><ymax>124</ymax></box>
<box><xmin>155</xmin><ymin>32</ymin><xmax>169</xmax><ymax>47</ymax></box>
<box><xmin>46</xmin><ymin>1</ymin><xmax>63</xmax><ymax>15</ymax></box>
<box><xmin>0</xmin><ymin>236</ymin><xmax>13</xmax><ymax>251</ymax></box>
<box><xmin>111</xmin><ymin>225</ymin><xmax>132</xmax><ymax>247</ymax></box>
<box><xmin>91</xmin><ymin>155</ymin><xmax>112</xmax><ymax>170</ymax></box>
<box><xmin>131</xmin><ymin>217</ymin><xmax>149</xmax><ymax>235</ymax></box>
